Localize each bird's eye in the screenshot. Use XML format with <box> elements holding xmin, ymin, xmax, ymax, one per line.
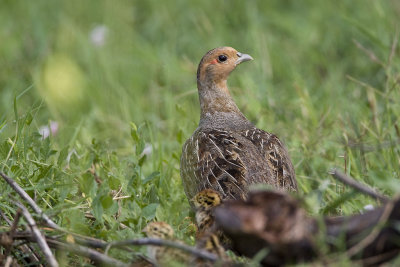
<box><xmin>218</xmin><ymin>55</ymin><xmax>227</xmax><ymax>62</ymax></box>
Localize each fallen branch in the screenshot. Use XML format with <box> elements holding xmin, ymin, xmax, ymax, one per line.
<box><xmin>346</xmin><ymin>199</ymin><xmax>395</xmax><ymax>257</ymax></box>
<box><xmin>47</xmin><ymin>239</ymin><xmax>129</xmax><ymax>267</ymax></box>
<box><xmin>0</xmin><ymin>172</ymin><xmax>222</xmax><ymax>265</ymax></box>
<box><xmin>4</xmin><ymin>231</ymin><xmax>130</xmax><ymax>267</ymax></box>
<box><xmin>329</xmin><ymin>169</ymin><xmax>389</xmax><ymax>202</ymax></box>
<box><xmin>13</xmin><ymin>200</ymin><xmax>59</xmax><ymax>267</ymax></box>
<box><xmin>0</xmin><ymin>209</ymin><xmax>42</xmax><ymax>265</ymax></box>
<box><xmin>215</xmin><ymin>190</ymin><xmax>400</xmax><ymax>266</ymax></box>
<box><xmin>8</xmin><ymin>231</ymin><xmax>218</xmax><ymax>265</ymax></box>
<box><xmin>0</xmin><ymin>172</ymin><xmax>60</xmax><ymax>229</ymax></box>
<box><xmin>2</xmin><ymin>208</ymin><xmax>22</xmax><ymax>259</ymax></box>
<box><xmin>10</xmin><ymin>232</ymin><xmax>218</xmax><ymax>262</ymax></box>
<box><xmin>0</xmin><ymin>172</ymin><xmax>124</xmax><ymax>249</ymax></box>
<box><xmin>68</xmin><ymin>234</ymin><xmax>217</xmax><ymax>262</ymax></box>
<box><xmin>106</xmin><ymin>238</ymin><xmax>218</xmax><ymax>262</ymax></box>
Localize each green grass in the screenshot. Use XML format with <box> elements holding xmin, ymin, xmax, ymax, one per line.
<box><xmin>1</xmin><ymin>0</ymin><xmax>400</xmax><ymax>265</ymax></box>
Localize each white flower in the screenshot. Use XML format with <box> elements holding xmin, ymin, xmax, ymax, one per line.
<box><xmin>89</xmin><ymin>25</ymin><xmax>108</xmax><ymax>47</ymax></box>
<box><xmin>39</xmin><ymin>121</ymin><xmax>59</xmax><ymax>139</ymax></box>
<box><xmin>142</xmin><ymin>143</ymin><xmax>153</xmax><ymax>156</ymax></box>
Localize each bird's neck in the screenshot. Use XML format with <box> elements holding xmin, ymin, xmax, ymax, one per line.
<box><xmin>197</xmin><ymin>79</ymin><xmax>250</xmax><ymax>129</ymax></box>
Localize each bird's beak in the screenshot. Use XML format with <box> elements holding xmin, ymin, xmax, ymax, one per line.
<box><xmin>235</xmin><ymin>52</ymin><xmax>253</xmax><ymax>65</ymax></box>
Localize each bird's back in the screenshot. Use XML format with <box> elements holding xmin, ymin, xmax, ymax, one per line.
<box><xmin>180</xmin><ymin>125</ymin><xmax>297</xmax><ymax>203</ymax></box>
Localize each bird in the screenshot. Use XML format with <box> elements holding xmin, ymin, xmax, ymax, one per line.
<box><xmin>192</xmin><ymin>189</ymin><xmax>232</xmax><ymax>264</ymax></box>
<box><xmin>143</xmin><ymin>221</ymin><xmax>230</xmax><ymax>266</ymax></box>
<box><xmin>142</xmin><ymin>221</ymin><xmax>188</xmax><ymax>266</ymax></box>
<box><xmin>192</xmin><ymin>189</ymin><xmax>222</xmax><ymax>234</ymax></box>
<box><xmin>180</xmin><ymin>46</ymin><xmax>298</xmax><ymax>206</ymax></box>
<box><xmin>194</xmin><ymin>232</ymin><xmax>230</xmax><ymax>266</ymax></box>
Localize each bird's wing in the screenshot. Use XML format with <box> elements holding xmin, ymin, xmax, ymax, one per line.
<box><xmin>181</xmin><ymin>129</ymin><xmax>248</xmax><ymax>202</ymax></box>
<box><xmin>239</xmin><ymin>128</ymin><xmax>298</xmax><ymax>191</ymax></box>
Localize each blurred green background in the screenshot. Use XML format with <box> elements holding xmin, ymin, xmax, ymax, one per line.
<box><xmin>1</xmin><ymin>0</ymin><xmax>400</xmax><ymax>264</ymax></box>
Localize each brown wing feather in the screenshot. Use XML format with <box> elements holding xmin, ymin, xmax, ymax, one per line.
<box><xmin>181</xmin><ymin>129</ymin><xmax>248</xmax><ymax>203</ymax></box>
<box><xmin>240</xmin><ymin>128</ymin><xmax>297</xmax><ymax>191</ymax></box>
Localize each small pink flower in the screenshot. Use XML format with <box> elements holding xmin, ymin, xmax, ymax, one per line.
<box><xmin>39</xmin><ymin>121</ymin><xmax>59</xmax><ymax>139</ymax></box>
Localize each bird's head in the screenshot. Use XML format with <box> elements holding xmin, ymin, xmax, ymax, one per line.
<box><xmin>197</xmin><ymin>47</ymin><xmax>253</xmax><ymax>89</ymax></box>
<box><xmin>142</xmin><ymin>221</ymin><xmax>175</xmax><ymax>239</ymax></box>
<box><xmin>192</xmin><ymin>189</ymin><xmax>222</xmax><ymax>210</ymax></box>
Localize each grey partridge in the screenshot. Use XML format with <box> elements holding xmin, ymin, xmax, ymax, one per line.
<box><xmin>181</xmin><ymin>47</ymin><xmax>297</xmax><ymax>205</ymax></box>
<box><xmin>194</xmin><ymin>232</ymin><xmax>230</xmax><ymax>266</ymax></box>
<box><xmin>143</xmin><ymin>221</ymin><xmax>229</xmax><ymax>266</ymax></box>
<box><xmin>192</xmin><ymin>189</ymin><xmax>230</xmax><ymax>263</ymax></box>
<box><xmin>142</xmin><ymin>222</ymin><xmax>188</xmax><ymax>266</ymax></box>
<box><xmin>192</xmin><ymin>189</ymin><xmax>222</xmax><ymax>234</ymax></box>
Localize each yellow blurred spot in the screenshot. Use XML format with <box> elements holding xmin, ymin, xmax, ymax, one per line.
<box><xmin>39</xmin><ymin>54</ymin><xmax>85</xmax><ymax>106</ymax></box>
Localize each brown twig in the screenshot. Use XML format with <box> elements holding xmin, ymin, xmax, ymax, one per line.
<box><xmin>8</xmin><ymin>209</ymin><xmax>21</xmax><ymax>235</ymax></box>
<box><xmin>0</xmin><ymin>172</ymin><xmax>60</xmax><ymax>230</ymax></box>
<box><xmin>329</xmin><ymin>169</ymin><xmax>389</xmax><ymax>203</ymax></box>
<box><xmin>0</xmin><ymin>172</ymin><xmax>117</xmax><ymax>248</ymax></box>
<box><xmin>10</xmin><ymin>232</ymin><xmax>218</xmax><ymax>263</ymax></box>
<box><xmin>0</xmin><ymin>210</ymin><xmax>42</xmax><ymax>265</ymax></box>
<box><xmin>347</xmin><ymin>199</ymin><xmax>395</xmax><ymax>257</ymax></box>
<box><xmin>106</xmin><ymin>238</ymin><xmax>218</xmax><ymax>262</ymax></box>
<box><xmin>0</xmin><ymin>210</ymin><xmax>12</xmax><ymax>225</ymax></box>
<box><xmin>46</xmin><ymin>239</ymin><xmax>129</xmax><ymax>267</ymax></box>
<box><xmin>357</xmin><ymin>249</ymin><xmax>400</xmax><ymax>266</ymax></box>
<box><xmin>1</xmin><ymin>174</ymin><xmax>219</xmax><ymax>264</ymax></box>
<box><xmin>9</xmin><ymin>232</ymin><xmax>129</xmax><ymax>267</ymax></box>
<box><xmin>3</xmin><ymin>208</ymin><xmax>22</xmax><ymax>259</ymax></box>
<box><xmin>13</xmin><ymin>200</ymin><xmax>59</xmax><ymax>267</ymax></box>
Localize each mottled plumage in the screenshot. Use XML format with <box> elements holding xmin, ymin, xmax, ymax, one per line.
<box><xmin>195</xmin><ymin>232</ymin><xmax>229</xmax><ymax>264</ymax></box>
<box><xmin>193</xmin><ymin>189</ymin><xmax>222</xmax><ymax>234</ymax></box>
<box><xmin>181</xmin><ymin>47</ymin><xmax>297</xmax><ymax>206</ymax></box>
<box><xmin>143</xmin><ymin>221</ymin><xmax>230</xmax><ymax>266</ymax></box>
<box><xmin>192</xmin><ymin>189</ymin><xmax>231</xmax><ymax>263</ymax></box>
<box><xmin>142</xmin><ymin>222</ymin><xmax>188</xmax><ymax>266</ymax></box>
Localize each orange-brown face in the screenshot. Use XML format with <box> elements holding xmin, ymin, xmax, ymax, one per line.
<box><xmin>197</xmin><ymin>47</ymin><xmax>253</xmax><ymax>87</ymax></box>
